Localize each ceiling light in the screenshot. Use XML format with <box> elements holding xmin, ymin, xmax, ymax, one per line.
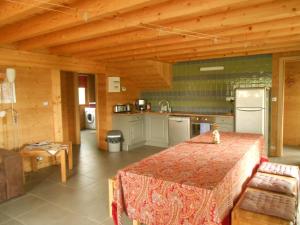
<box><xmin>200</xmin><ymin>66</ymin><xmax>224</xmax><ymax>71</ymax></box>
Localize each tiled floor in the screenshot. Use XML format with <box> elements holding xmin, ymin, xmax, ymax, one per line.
<box><xmin>0</xmin><ymin>130</ymin><xmax>163</xmax><ymax>225</ymax></box>
<box><xmin>1</xmin><ymin>131</ymin><xmax>300</xmax><ymax>225</ymax></box>
<box><xmin>269</xmin><ymin>145</ymin><xmax>300</xmax><ymax>165</ymax></box>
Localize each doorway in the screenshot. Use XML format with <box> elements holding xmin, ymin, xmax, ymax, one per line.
<box><xmin>77</xmin><ymin>74</ymin><xmax>98</xmax><ymax>150</ymax></box>
<box><xmin>60</xmin><ymin>72</ymin><xmax>98</xmax><ymax>150</ymax></box>
<box><xmin>282</xmin><ymin>60</ymin><xmax>300</xmax><ymax>160</ymax></box>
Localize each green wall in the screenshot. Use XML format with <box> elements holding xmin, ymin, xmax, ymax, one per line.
<box><xmin>141</xmin><ymin>55</ymin><xmax>272</xmax><ymax>113</ymax></box>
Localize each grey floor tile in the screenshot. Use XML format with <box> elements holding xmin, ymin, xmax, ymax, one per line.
<box><xmin>16</xmin><ymin>203</ymin><xmax>71</xmax><ymax>225</ymax></box>
<box><xmin>101</xmin><ymin>216</ymin><xmax>133</xmax><ymax>225</ymax></box>
<box><xmin>50</xmin><ymin>213</ymin><xmax>100</xmax><ymax>225</ymax></box>
<box><xmin>0</xmin><ymin>212</ymin><xmax>11</xmax><ymax>224</ymax></box>
<box><xmin>63</xmin><ymin>174</ymin><xmax>97</xmax><ymax>189</ymax></box>
<box><xmin>1</xmin><ymin>219</ymin><xmax>24</xmax><ymax>225</ymax></box>
<box><xmin>0</xmin><ymin>194</ymin><xmax>47</xmax><ymax>217</ymax></box>
<box><xmin>0</xmin><ymin>130</ymin><xmax>164</xmax><ymax>225</ymax></box>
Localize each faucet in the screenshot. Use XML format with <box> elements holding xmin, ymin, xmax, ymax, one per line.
<box><xmin>158</xmin><ymin>100</ymin><xmax>171</xmax><ymax>113</ymax></box>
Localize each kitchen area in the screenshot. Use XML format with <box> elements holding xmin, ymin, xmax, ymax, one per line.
<box><xmin>111</xmin><ymin>55</ymin><xmax>272</xmax><ymax>153</ymax></box>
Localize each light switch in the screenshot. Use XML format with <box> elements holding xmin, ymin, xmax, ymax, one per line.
<box><xmin>43</xmin><ymin>101</ymin><xmax>49</xmax><ymax>106</ymax></box>
<box><xmin>272</xmin><ymin>97</ymin><xmax>277</xmax><ymax>102</ymax></box>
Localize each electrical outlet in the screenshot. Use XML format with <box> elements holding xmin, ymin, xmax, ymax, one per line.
<box><xmin>36</xmin><ymin>156</ymin><xmax>44</xmax><ymax>161</ymax></box>
<box><xmin>43</xmin><ymin>101</ymin><xmax>49</xmax><ymax>106</ymax></box>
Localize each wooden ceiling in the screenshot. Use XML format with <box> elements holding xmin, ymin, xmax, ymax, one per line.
<box><xmin>0</xmin><ymin>0</ymin><xmax>300</xmax><ymax>63</ymax></box>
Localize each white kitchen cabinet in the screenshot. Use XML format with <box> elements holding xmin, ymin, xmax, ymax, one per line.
<box><xmin>215</xmin><ymin>116</ymin><xmax>234</xmax><ymax>132</ymax></box>
<box><xmin>112</xmin><ymin>114</ymin><xmax>145</xmax><ymax>151</ymax></box>
<box><xmin>145</xmin><ymin>114</ymin><xmax>169</xmax><ymax>147</ymax></box>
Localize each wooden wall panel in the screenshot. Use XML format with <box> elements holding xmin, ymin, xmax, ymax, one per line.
<box><xmin>271</xmin><ymin>51</ymin><xmax>300</xmax><ymax>156</ymax></box>
<box><xmin>96</xmin><ymin>74</ymin><xmax>140</xmax><ymax>150</ymax></box>
<box><xmin>0</xmin><ymin>67</ymin><xmax>55</xmax><ymax>150</ymax></box>
<box><xmin>60</xmin><ymin>71</ymin><xmax>80</xmax><ymax>144</ymax></box>
<box><xmin>283</xmin><ymin>61</ymin><xmax>300</xmax><ymax>146</ymax></box>
<box><xmin>0</xmin><ymin>67</ymin><xmax>58</xmax><ymax>171</ymax></box>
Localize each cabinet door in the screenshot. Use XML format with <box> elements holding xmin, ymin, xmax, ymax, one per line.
<box><xmin>146</xmin><ymin>115</ymin><xmax>168</xmax><ymax>147</ymax></box>
<box><xmin>168</xmin><ymin>117</ymin><xmax>191</xmax><ymax>146</ymax></box>
<box><xmin>129</xmin><ymin>119</ymin><xmax>145</xmax><ymax>144</ymax></box>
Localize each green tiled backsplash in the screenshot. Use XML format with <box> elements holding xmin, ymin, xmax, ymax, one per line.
<box><xmin>141</xmin><ymin>55</ymin><xmax>272</xmax><ymax>113</ymax></box>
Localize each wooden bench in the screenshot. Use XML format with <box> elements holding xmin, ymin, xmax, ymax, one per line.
<box><xmin>108</xmin><ymin>177</ymin><xmax>141</xmax><ymax>225</ymax></box>
<box><xmin>232</xmin><ymin>187</ymin><xmax>297</xmax><ymax>225</ymax></box>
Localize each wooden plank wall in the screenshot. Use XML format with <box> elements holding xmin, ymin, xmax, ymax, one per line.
<box><xmin>61</xmin><ymin>71</ymin><xmax>80</xmax><ymax>144</ymax></box>
<box><xmin>283</xmin><ymin>61</ymin><xmax>300</xmax><ymax>146</ymax></box>
<box><xmin>96</xmin><ymin>74</ymin><xmax>140</xmax><ymax>150</ymax></box>
<box><xmin>271</xmin><ymin>51</ymin><xmax>300</xmax><ymax>156</ymax></box>
<box><xmin>0</xmin><ymin>67</ymin><xmax>55</xmax><ymax>149</ymax></box>
<box><xmin>0</xmin><ymin>66</ymin><xmax>58</xmax><ymax>171</ymax></box>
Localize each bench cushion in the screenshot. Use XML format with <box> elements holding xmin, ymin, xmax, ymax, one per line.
<box><xmin>239</xmin><ymin>188</ymin><xmax>296</xmax><ymax>222</ymax></box>
<box><xmin>248</xmin><ymin>172</ymin><xmax>297</xmax><ymax>196</ymax></box>
<box><xmin>258</xmin><ymin>162</ymin><xmax>299</xmax><ymax>180</ymax></box>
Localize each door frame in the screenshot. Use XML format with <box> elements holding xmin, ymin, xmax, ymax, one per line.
<box><xmin>277</xmin><ymin>56</ymin><xmax>300</xmax><ymax>156</ymax></box>
<box><xmin>74</xmin><ymin>73</ymin><xmax>99</xmax><ymax>145</ymax></box>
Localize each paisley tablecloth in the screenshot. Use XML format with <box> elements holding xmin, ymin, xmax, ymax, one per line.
<box><xmin>116</xmin><ymin>132</ymin><xmax>264</xmax><ymax>225</ymax></box>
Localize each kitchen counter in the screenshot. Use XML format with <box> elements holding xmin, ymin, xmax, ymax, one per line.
<box><xmin>113</xmin><ymin>111</ymin><xmax>234</xmax><ymax>118</ymax></box>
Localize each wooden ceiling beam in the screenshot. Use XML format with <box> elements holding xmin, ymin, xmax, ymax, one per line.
<box><xmin>48</xmin><ymin>1</ymin><xmax>300</xmax><ymax>55</ymax></box>
<box><xmin>0</xmin><ymin>0</ymin><xmax>70</xmax><ymax>27</ymax></box>
<box><xmin>80</xmin><ymin>26</ymin><xmax>300</xmax><ymax>59</ymax></box>
<box><xmin>89</xmin><ymin>31</ymin><xmax>300</xmax><ymax>61</ymax></box>
<box><xmin>162</xmin><ymin>45</ymin><xmax>300</xmax><ymax>63</ymax></box>
<box><xmin>75</xmin><ymin>17</ymin><xmax>300</xmax><ymax>57</ymax></box>
<box><xmin>0</xmin><ymin>47</ymin><xmax>105</xmax><ymax>73</ymax></box>
<box><xmin>0</xmin><ymin>0</ymin><xmax>166</xmax><ymax>44</ymax></box>
<box><xmin>15</xmin><ymin>0</ymin><xmax>260</xmax><ymax>50</ymax></box>
<box><xmin>154</xmin><ymin>42</ymin><xmax>300</xmax><ymax>62</ymax></box>
<box><xmin>95</xmin><ymin>35</ymin><xmax>300</xmax><ymax>62</ymax></box>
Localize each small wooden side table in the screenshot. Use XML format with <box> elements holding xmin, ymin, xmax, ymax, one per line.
<box><xmin>20</xmin><ymin>142</ymin><xmax>73</xmax><ymax>183</ymax></box>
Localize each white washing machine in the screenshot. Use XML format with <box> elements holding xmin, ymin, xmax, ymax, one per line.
<box><xmin>85</xmin><ymin>107</ymin><xmax>96</xmax><ymax>129</ymax></box>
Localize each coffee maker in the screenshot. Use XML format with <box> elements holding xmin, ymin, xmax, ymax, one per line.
<box><xmin>135</xmin><ymin>99</ymin><xmax>146</xmax><ymax>111</ymax></box>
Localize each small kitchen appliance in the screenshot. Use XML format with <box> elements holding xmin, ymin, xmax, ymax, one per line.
<box><xmin>135</xmin><ymin>99</ymin><xmax>146</xmax><ymax>111</ymax></box>
<box><xmin>113</xmin><ymin>104</ymin><xmax>127</xmax><ymax>113</ymax></box>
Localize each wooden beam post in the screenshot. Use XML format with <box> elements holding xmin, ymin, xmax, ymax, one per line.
<box><xmin>51</xmin><ymin>69</ymin><xmax>63</xmax><ymax>142</ymax></box>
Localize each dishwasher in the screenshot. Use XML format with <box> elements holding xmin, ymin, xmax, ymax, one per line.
<box><xmin>168</xmin><ymin>116</ymin><xmax>191</xmax><ymax>146</ymax></box>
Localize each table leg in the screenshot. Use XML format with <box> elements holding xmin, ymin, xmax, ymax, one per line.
<box><xmin>59</xmin><ymin>150</ymin><xmax>67</xmax><ymax>183</ymax></box>
<box><xmin>68</xmin><ymin>142</ymin><xmax>73</xmax><ymax>170</ymax></box>
<box><xmin>108</xmin><ymin>178</ymin><xmax>115</xmax><ymax>218</ymax></box>
<box><xmin>31</xmin><ymin>157</ymin><xmax>38</xmax><ymax>172</ymax></box>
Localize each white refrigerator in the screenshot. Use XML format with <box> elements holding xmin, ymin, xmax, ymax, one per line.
<box><xmin>235</xmin><ymin>88</ymin><xmax>270</xmax><ymax>154</ymax></box>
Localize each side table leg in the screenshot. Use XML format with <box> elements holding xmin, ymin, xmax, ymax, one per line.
<box><xmin>31</xmin><ymin>157</ymin><xmax>38</xmax><ymax>172</ymax></box>
<box><xmin>68</xmin><ymin>142</ymin><xmax>73</xmax><ymax>170</ymax></box>
<box><xmin>60</xmin><ymin>151</ymin><xmax>67</xmax><ymax>183</ymax></box>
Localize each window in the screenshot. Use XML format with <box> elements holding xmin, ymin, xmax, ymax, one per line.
<box><xmin>78</xmin><ymin>87</ymin><xmax>86</xmax><ymax>105</ymax></box>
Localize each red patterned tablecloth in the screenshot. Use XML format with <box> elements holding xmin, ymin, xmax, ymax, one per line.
<box><xmin>116</xmin><ymin>132</ymin><xmax>264</xmax><ymax>225</ymax></box>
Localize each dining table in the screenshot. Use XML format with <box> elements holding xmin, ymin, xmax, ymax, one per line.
<box><xmin>115</xmin><ymin>132</ymin><xmax>264</xmax><ymax>225</ymax></box>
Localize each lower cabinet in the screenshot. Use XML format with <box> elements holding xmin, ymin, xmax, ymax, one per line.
<box><xmin>112</xmin><ymin>114</ymin><xmax>234</xmax><ymax>151</ymax></box>
<box><xmin>145</xmin><ymin>114</ymin><xmax>169</xmax><ymax>148</ymax></box>
<box><xmin>112</xmin><ymin>114</ymin><xmax>146</xmax><ymax>151</ymax></box>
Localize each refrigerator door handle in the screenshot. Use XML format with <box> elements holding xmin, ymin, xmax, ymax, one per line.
<box><xmin>236</xmin><ymin>108</ymin><xmax>264</xmax><ymax>112</ymax></box>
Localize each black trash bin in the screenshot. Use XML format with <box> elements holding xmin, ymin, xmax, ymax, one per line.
<box><xmin>106</xmin><ymin>130</ymin><xmax>123</xmax><ymax>152</ymax></box>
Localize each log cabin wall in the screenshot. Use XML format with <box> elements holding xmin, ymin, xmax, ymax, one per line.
<box><xmin>0</xmin><ymin>66</ymin><xmax>57</xmax><ymax>171</ymax></box>
<box><xmin>283</xmin><ymin>60</ymin><xmax>300</xmax><ymax>146</ymax></box>
<box><xmin>0</xmin><ymin>67</ymin><xmax>55</xmax><ymax>150</ymax></box>
<box><xmin>61</xmin><ymin>71</ymin><xmax>80</xmax><ymax>145</ymax></box>
<box><xmin>271</xmin><ymin>51</ymin><xmax>300</xmax><ymax>156</ymax></box>
<box><xmin>96</xmin><ymin>74</ymin><xmax>140</xmax><ymax>150</ymax></box>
